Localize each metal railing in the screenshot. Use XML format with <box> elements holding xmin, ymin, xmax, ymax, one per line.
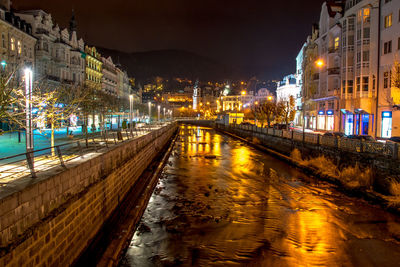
<box><xmin>0</xmin><ymin>122</ymin><xmax>172</xmax><ymax>183</ymax></box>
<box><xmin>217</xmin><ymin>123</ymin><xmax>399</xmax><ymax>160</ymax></box>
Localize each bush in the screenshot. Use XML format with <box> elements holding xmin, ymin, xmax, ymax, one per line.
<box><xmin>339</xmin><ymin>163</ymin><xmax>373</xmax><ymax>189</ymax></box>
<box><xmin>290</xmin><ymin>148</ymin><xmax>302</xmax><ymax>162</ymax></box>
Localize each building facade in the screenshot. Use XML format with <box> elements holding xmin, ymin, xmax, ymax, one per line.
<box><xmin>315</xmin><ymin>1</ymin><xmax>344</xmax><ymax>132</ymax></box>
<box><xmin>101</xmin><ymin>56</ymin><xmax>117</xmax><ymax>96</ymax></box>
<box><xmin>0</xmin><ymin>6</ymin><xmax>36</xmax><ymax>82</ymax></box>
<box><xmin>17</xmin><ymin>10</ymin><xmax>85</xmax><ymax>88</ymax></box>
<box><xmin>340</xmin><ymin>0</ymin><xmax>379</xmax><ymax>136</ymax></box>
<box><xmin>377</xmin><ymin>0</ymin><xmax>400</xmax><ymax>137</ymax></box>
<box><xmin>85</xmin><ymin>45</ymin><xmax>102</xmax><ymax>90</ymax></box>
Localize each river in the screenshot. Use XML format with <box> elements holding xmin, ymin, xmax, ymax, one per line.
<box><xmin>119</xmin><ymin>125</ymin><xmax>400</xmax><ymax>266</ymax></box>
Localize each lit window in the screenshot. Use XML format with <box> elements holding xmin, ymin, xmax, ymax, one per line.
<box><xmin>17</xmin><ymin>41</ymin><xmax>22</xmax><ymax>55</ymax></box>
<box><xmin>10</xmin><ymin>38</ymin><xmax>15</xmax><ymax>51</ymax></box>
<box><xmin>363</xmin><ymin>8</ymin><xmax>370</xmax><ymax>22</ymax></box>
<box><xmin>334</xmin><ymin>37</ymin><xmax>340</xmax><ymax>50</ymax></box>
<box><xmin>385</xmin><ymin>14</ymin><xmax>392</xmax><ymax>28</ymax></box>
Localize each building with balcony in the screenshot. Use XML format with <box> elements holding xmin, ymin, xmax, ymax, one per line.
<box><xmin>340</xmin><ymin>0</ymin><xmax>379</xmax><ymax>136</ymax></box>
<box><xmin>101</xmin><ymin>56</ymin><xmax>117</xmax><ymax>96</ymax></box>
<box><xmin>296</xmin><ymin>43</ymin><xmax>307</xmax><ymax>126</ymax></box>
<box><xmin>222</xmin><ymin>94</ymin><xmax>254</xmax><ymax>112</ymax></box>
<box><xmin>84</xmin><ymin>45</ymin><xmax>102</xmax><ymax>90</ymax></box>
<box><xmin>314</xmin><ymin>1</ymin><xmax>344</xmax><ymax>131</ymax></box>
<box><xmin>302</xmin><ymin>25</ymin><xmax>320</xmax><ymax>130</ymax></box>
<box><xmin>0</xmin><ymin>3</ymin><xmax>36</xmax><ymax>84</ymax></box>
<box><xmin>377</xmin><ymin>0</ymin><xmax>400</xmax><ymax>138</ymax></box>
<box><xmin>16</xmin><ymin>9</ymin><xmax>85</xmax><ymax>88</ymax></box>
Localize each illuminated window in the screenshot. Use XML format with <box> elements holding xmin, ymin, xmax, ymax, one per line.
<box><xmin>385</xmin><ymin>14</ymin><xmax>392</xmax><ymax>28</ymax></box>
<box><xmin>334</xmin><ymin>37</ymin><xmax>340</xmax><ymax>50</ymax></box>
<box><xmin>17</xmin><ymin>41</ymin><xmax>22</xmax><ymax>54</ymax></box>
<box><xmin>363</xmin><ymin>8</ymin><xmax>370</xmax><ymax>22</ymax></box>
<box><xmin>10</xmin><ymin>38</ymin><xmax>15</xmax><ymax>51</ymax></box>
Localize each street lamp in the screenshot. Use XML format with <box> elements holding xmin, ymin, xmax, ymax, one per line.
<box><xmin>163</xmin><ymin>107</ymin><xmax>166</xmax><ymax>121</ymax></box>
<box><xmin>148</xmin><ymin>102</ymin><xmax>151</xmax><ymax>123</ymax></box>
<box><xmin>157</xmin><ymin>105</ymin><xmax>161</xmax><ymax>122</ymax></box>
<box><xmin>25</xmin><ymin>68</ymin><xmax>33</xmax><ymax>153</ymax></box>
<box><xmin>129</xmin><ymin>95</ymin><xmax>133</xmax><ymax>129</ymax></box>
<box><xmin>315</xmin><ymin>59</ymin><xmax>324</xmax><ymax>68</ymax></box>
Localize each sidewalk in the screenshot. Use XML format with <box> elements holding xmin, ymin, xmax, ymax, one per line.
<box><xmin>0</xmin><ymin>126</ymin><xmax>101</xmax><ymax>158</ymax></box>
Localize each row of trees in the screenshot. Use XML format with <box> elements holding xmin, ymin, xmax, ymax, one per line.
<box><xmin>0</xmin><ymin>69</ymin><xmax>133</xmax><ymax>154</ymax></box>
<box><xmin>248</xmin><ymin>96</ymin><xmax>296</xmax><ymax>128</ymax></box>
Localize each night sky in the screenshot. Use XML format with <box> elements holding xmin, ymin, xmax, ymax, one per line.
<box><xmin>13</xmin><ymin>0</ymin><xmax>325</xmax><ymax>80</ymax></box>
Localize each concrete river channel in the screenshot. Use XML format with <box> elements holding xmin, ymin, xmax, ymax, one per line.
<box><xmin>118</xmin><ymin>125</ymin><xmax>400</xmax><ymax>266</ymax></box>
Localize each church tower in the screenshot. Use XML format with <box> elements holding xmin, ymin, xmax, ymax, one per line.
<box><xmin>69</xmin><ymin>9</ymin><xmax>77</xmax><ymax>32</ymax></box>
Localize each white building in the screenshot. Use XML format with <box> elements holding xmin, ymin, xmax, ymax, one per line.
<box><xmin>16</xmin><ymin>10</ymin><xmax>86</xmax><ymax>88</ymax></box>
<box><xmin>296</xmin><ymin>43</ymin><xmax>307</xmax><ymax>126</ymax></box>
<box><xmin>0</xmin><ymin>4</ymin><xmax>36</xmax><ymax>82</ymax></box>
<box><xmin>276</xmin><ymin>74</ymin><xmax>301</xmax><ymax>124</ymax></box>
<box><xmin>377</xmin><ymin>0</ymin><xmax>400</xmax><ymax>138</ymax></box>
<box><xmin>340</xmin><ymin>0</ymin><xmax>379</xmax><ymax>136</ymax></box>
<box><xmin>101</xmin><ymin>56</ymin><xmax>118</xmax><ymax>96</ymax></box>
<box><xmin>315</xmin><ymin>1</ymin><xmax>344</xmax><ymax>132</ymax></box>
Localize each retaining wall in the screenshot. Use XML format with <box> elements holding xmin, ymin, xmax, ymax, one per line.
<box><xmin>0</xmin><ymin>123</ymin><xmax>177</xmax><ymax>266</ymax></box>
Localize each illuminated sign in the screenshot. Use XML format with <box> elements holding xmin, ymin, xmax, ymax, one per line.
<box><xmin>382</xmin><ymin>111</ymin><xmax>392</xmax><ymax>118</ymax></box>
<box><xmin>318</xmin><ymin>110</ymin><xmax>325</xmax><ymax>115</ymax></box>
<box><xmin>326</xmin><ymin>110</ymin><xmax>334</xmax><ymax>115</ymax></box>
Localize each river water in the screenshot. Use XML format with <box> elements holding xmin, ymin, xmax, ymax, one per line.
<box><xmin>119</xmin><ymin>125</ymin><xmax>400</xmax><ymax>266</ymax></box>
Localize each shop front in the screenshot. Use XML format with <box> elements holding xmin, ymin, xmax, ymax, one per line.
<box><xmin>381</xmin><ymin>111</ymin><xmax>392</xmax><ymax>138</ymax></box>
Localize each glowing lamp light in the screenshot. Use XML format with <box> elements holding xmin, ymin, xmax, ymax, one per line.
<box><xmin>267</xmin><ymin>96</ymin><xmax>273</xmax><ymax>101</ymax></box>
<box><xmin>241</xmin><ymin>91</ymin><xmax>247</xmax><ymax>95</ymax></box>
<box><xmin>315</xmin><ymin>59</ymin><xmax>324</xmax><ymax>68</ymax></box>
<box><xmin>1</xmin><ymin>60</ymin><xmax>7</xmax><ymax>69</ymax></box>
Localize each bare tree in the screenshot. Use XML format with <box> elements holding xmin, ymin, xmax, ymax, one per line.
<box><xmin>277</xmin><ymin>95</ymin><xmax>296</xmax><ymax>127</ymax></box>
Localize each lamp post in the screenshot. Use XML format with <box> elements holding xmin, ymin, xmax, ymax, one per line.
<box><xmin>163</xmin><ymin>107</ymin><xmax>166</xmax><ymax>121</ymax></box>
<box><xmin>25</xmin><ymin>68</ymin><xmax>33</xmax><ymax>152</ymax></box>
<box><xmin>148</xmin><ymin>102</ymin><xmax>151</xmax><ymax>123</ymax></box>
<box><xmin>129</xmin><ymin>95</ymin><xmax>133</xmax><ymax>129</ymax></box>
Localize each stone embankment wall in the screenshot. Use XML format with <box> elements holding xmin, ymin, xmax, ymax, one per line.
<box><xmin>215</xmin><ymin>124</ymin><xmax>400</xmax><ymax>193</ymax></box>
<box><xmin>0</xmin><ymin>123</ymin><xmax>177</xmax><ymax>266</ymax></box>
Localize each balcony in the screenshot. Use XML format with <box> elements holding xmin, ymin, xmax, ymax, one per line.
<box><xmin>328</xmin><ymin>67</ymin><xmax>340</xmax><ymax>75</ymax></box>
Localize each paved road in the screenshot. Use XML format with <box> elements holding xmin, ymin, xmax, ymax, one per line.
<box><xmin>120</xmin><ymin>125</ymin><xmax>400</xmax><ymax>266</ymax></box>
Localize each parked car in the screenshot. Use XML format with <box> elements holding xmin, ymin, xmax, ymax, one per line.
<box><xmin>346</xmin><ymin>135</ymin><xmax>375</xmax><ymax>142</ymax></box>
<box><xmin>323</xmin><ymin>131</ymin><xmax>345</xmax><ymax>138</ymax></box>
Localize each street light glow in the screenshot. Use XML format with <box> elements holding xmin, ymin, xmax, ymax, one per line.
<box><xmin>241</xmin><ymin>91</ymin><xmax>247</xmax><ymax>95</ymax></box>
<box><xmin>315</xmin><ymin>59</ymin><xmax>324</xmax><ymax>68</ymax></box>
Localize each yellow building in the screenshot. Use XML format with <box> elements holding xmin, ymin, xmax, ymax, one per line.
<box><xmin>84</xmin><ymin>45</ymin><xmax>103</xmax><ymax>90</ymax></box>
